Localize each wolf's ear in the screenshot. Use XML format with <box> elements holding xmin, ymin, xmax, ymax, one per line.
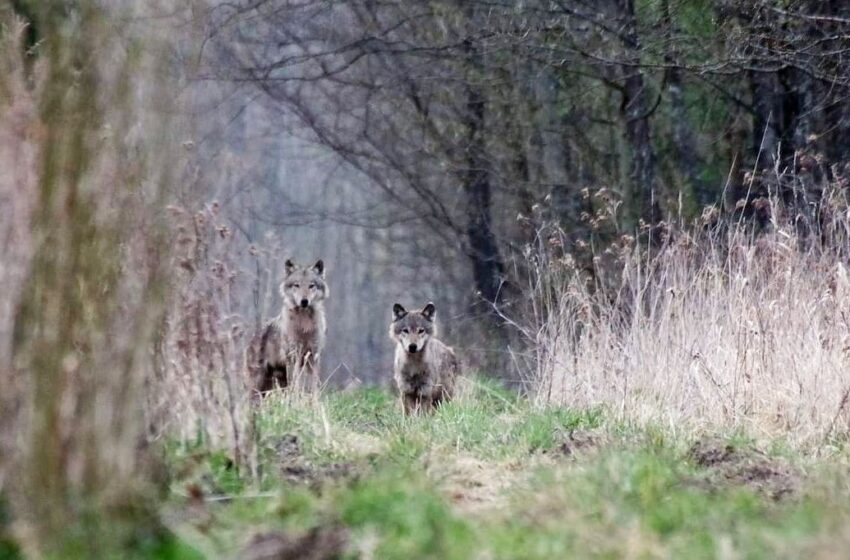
<box><xmin>421</xmin><ymin>302</ymin><xmax>436</xmax><ymax>321</ymax></box>
<box><xmin>284</xmin><ymin>259</ymin><xmax>297</xmax><ymax>276</ymax></box>
<box><xmin>312</xmin><ymin>259</ymin><xmax>325</xmax><ymax>277</ymax></box>
<box><xmin>392</xmin><ymin>303</ymin><xmax>407</xmax><ymax>321</ymax></box>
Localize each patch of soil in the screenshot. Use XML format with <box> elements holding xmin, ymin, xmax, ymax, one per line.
<box><xmin>267</xmin><ymin>434</ymin><xmax>356</xmax><ymax>488</ymax></box>
<box><xmin>238</xmin><ymin>525</ymin><xmax>348</xmax><ymax>560</ymax></box>
<box><xmin>434</xmin><ymin>455</ymin><xmax>517</xmax><ymax>515</ymax></box>
<box><xmin>687</xmin><ymin>438</ymin><xmax>799</xmax><ymax>500</ymax></box>
<box><xmin>271</xmin><ymin>434</ymin><xmax>301</xmax><ymax>460</ymax></box>
<box><xmin>556</xmin><ymin>429</ymin><xmax>608</xmax><ymax>457</ymax></box>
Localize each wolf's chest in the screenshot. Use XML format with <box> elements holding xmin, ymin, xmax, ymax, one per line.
<box><xmin>396</xmin><ymin>357</ymin><xmax>435</xmax><ymax>389</ymax></box>
<box><xmin>287</xmin><ymin>311</ymin><xmax>321</xmax><ymax>336</ymax></box>
<box><xmin>291</xmin><ymin>318</ymin><xmax>317</xmax><ymax>338</ymax></box>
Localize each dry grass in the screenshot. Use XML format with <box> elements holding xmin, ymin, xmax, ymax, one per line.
<box><xmin>148</xmin><ymin>204</ymin><xmax>254</xmax><ymax>466</ymax></box>
<box><xmin>146</xmin><ymin>201</ymin><xmax>295</xmax><ymax>475</ymax></box>
<box><xmin>529</xmin><ymin>193</ymin><xmax>850</xmax><ymax>447</ymax></box>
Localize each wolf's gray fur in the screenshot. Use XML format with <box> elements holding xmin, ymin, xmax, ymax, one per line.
<box><xmin>389</xmin><ymin>302</ymin><xmax>459</xmax><ymax>414</ymax></box>
<box><xmin>246</xmin><ymin>259</ymin><xmax>328</xmax><ymax>397</ymax></box>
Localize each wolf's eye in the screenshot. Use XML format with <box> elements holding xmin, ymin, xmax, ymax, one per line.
<box><xmin>309</xmin><ymin>283</ymin><xmax>317</xmax><ymax>290</ymax></box>
<box><xmin>402</xmin><ymin>328</ymin><xmax>410</xmax><ymax>334</ymax></box>
<box><xmin>417</xmin><ymin>328</ymin><xmax>425</xmax><ymax>334</ymax></box>
<box><xmin>291</xmin><ymin>283</ymin><xmax>300</xmax><ymax>289</ymax></box>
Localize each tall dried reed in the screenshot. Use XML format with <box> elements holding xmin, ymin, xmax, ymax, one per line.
<box><xmin>526</xmin><ymin>181</ymin><xmax>850</xmax><ymax>448</ymax></box>
<box><xmin>147</xmin><ymin>202</ymin><xmax>284</xmax><ymax>472</ymax></box>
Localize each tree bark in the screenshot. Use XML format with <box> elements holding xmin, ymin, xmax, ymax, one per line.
<box><xmin>662</xmin><ymin>0</ymin><xmax>710</xmax><ymax>207</ymax></box>
<box><xmin>749</xmin><ymin>68</ymin><xmax>782</xmax><ymax>169</ymax></box>
<box><xmin>462</xmin><ymin>37</ymin><xmax>505</xmax><ymax>308</ymax></box>
<box><xmin>616</xmin><ymin>0</ymin><xmax>660</xmax><ymax>225</ymax></box>
<box><xmin>821</xmin><ymin>0</ymin><xmax>850</xmax><ymax>163</ymax></box>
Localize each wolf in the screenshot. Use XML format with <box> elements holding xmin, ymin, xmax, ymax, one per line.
<box><xmin>245</xmin><ymin>259</ymin><xmax>328</xmax><ymax>397</ymax></box>
<box><xmin>389</xmin><ymin>302</ymin><xmax>460</xmax><ymax>414</ymax></box>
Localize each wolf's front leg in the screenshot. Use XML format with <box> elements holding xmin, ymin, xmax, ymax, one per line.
<box><xmin>307</xmin><ymin>354</ymin><xmax>320</xmax><ymax>394</ymax></box>
<box><xmin>402</xmin><ymin>393</ymin><xmax>419</xmax><ymax>416</ymax></box>
<box><xmin>297</xmin><ymin>351</ymin><xmax>320</xmax><ymax>395</ymax></box>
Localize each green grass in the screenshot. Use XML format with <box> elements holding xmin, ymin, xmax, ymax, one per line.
<box><xmin>158</xmin><ymin>378</ymin><xmax>850</xmax><ymax>559</ymax></box>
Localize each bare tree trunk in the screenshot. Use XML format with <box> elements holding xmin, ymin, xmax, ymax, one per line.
<box><xmin>662</xmin><ymin>0</ymin><xmax>710</xmax><ymax>207</ymax></box>
<box><xmin>459</xmin><ymin>27</ymin><xmax>513</xmax><ymax>375</ymax></box>
<box><xmin>821</xmin><ymin>0</ymin><xmax>850</xmax><ymax>163</ymax></box>
<box><xmin>461</xmin><ymin>37</ymin><xmax>506</xmax><ymax>309</ymax></box>
<box><xmin>617</xmin><ymin>0</ymin><xmax>660</xmax><ymax>225</ymax></box>
<box><xmin>749</xmin><ymin>70</ymin><xmax>780</xmax><ymax>167</ymax></box>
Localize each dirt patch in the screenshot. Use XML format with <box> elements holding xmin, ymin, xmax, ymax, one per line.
<box><xmin>431</xmin><ymin>454</ymin><xmax>520</xmax><ymax>515</ymax></box>
<box><xmin>268</xmin><ymin>434</ymin><xmax>356</xmax><ymax>488</ymax></box>
<box><xmin>271</xmin><ymin>434</ymin><xmax>301</xmax><ymax>460</ymax></box>
<box><xmin>556</xmin><ymin>429</ymin><xmax>608</xmax><ymax>458</ymax></box>
<box><xmin>687</xmin><ymin>438</ymin><xmax>799</xmax><ymax>500</ymax></box>
<box><xmin>238</xmin><ymin>525</ymin><xmax>348</xmax><ymax>560</ymax></box>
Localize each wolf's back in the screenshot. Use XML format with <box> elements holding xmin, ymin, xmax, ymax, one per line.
<box><xmin>431</xmin><ymin>339</ymin><xmax>460</xmax><ymax>397</ymax></box>
<box><xmin>245</xmin><ymin>320</ymin><xmax>285</xmax><ymax>391</ymax></box>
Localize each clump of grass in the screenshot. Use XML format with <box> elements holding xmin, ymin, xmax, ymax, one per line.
<box><xmin>339</xmin><ymin>468</ymin><xmax>476</xmax><ymax>560</ymax></box>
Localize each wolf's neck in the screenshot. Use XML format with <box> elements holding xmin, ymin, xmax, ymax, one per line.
<box><xmin>283</xmin><ymin>305</ymin><xmax>315</xmax><ymax>317</ymax></box>
<box><xmin>278</xmin><ymin>304</ymin><xmax>321</xmax><ymax>326</ymax></box>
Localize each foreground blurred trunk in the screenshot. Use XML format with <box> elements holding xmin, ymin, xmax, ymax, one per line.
<box><xmin>0</xmin><ymin>17</ymin><xmax>37</xmax><ymax>488</ymax></box>
<box><xmin>2</xmin><ymin>1</ymin><xmax>177</xmax><ymax>555</ymax></box>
